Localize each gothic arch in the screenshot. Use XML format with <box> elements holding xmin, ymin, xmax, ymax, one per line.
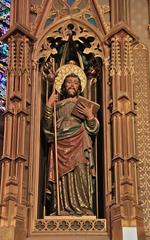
<box><xmin>33</xmin><ymin>17</ymin><xmax>106</xmax><ymax>61</ymax></box>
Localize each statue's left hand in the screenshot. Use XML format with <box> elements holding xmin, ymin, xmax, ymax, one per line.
<box><xmin>76</xmin><ymin>102</ymin><xmax>94</xmax><ymax>120</ymax></box>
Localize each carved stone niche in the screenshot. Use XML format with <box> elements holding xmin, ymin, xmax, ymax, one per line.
<box><xmin>29</xmin><ymin>20</ymin><xmax>110</xmax><ymax>240</ymax></box>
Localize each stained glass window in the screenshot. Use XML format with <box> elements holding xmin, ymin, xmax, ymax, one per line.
<box><xmin>0</xmin><ymin>0</ymin><xmax>11</xmax><ymax>111</ymax></box>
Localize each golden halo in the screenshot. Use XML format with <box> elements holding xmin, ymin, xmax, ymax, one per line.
<box><xmin>55</xmin><ymin>64</ymin><xmax>87</xmax><ymax>93</ymax></box>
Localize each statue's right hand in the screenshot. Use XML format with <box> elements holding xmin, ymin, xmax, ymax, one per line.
<box><xmin>47</xmin><ymin>91</ymin><xmax>58</xmax><ymax>107</ymax></box>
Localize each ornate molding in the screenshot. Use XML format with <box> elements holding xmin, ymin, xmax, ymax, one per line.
<box><xmin>133</xmin><ymin>43</ymin><xmax>150</xmax><ymax>236</ymax></box>
<box><xmin>34</xmin><ymin>218</ymin><xmax>106</xmax><ymax>233</ymax></box>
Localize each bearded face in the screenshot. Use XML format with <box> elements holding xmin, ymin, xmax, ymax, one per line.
<box><xmin>64</xmin><ymin>76</ymin><xmax>80</xmax><ymax>97</ymax></box>
<box><xmin>60</xmin><ymin>74</ymin><xmax>82</xmax><ymax>99</ymax></box>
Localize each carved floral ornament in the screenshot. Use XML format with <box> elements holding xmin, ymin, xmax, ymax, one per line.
<box><xmin>38</xmin><ymin>22</ymin><xmax>104</xmax><ymax>63</ymax></box>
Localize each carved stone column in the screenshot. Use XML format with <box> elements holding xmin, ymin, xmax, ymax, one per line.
<box><xmin>0</xmin><ymin>33</ymin><xmax>32</xmax><ymax>240</ymax></box>
<box><xmin>105</xmin><ymin>27</ymin><xmax>145</xmax><ymax>240</ymax></box>
<box><xmin>0</xmin><ymin>1</ymin><xmax>35</xmax><ymax>240</ymax></box>
<box><xmin>106</xmin><ymin>1</ymin><xmax>146</xmax><ymax>239</ymax></box>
